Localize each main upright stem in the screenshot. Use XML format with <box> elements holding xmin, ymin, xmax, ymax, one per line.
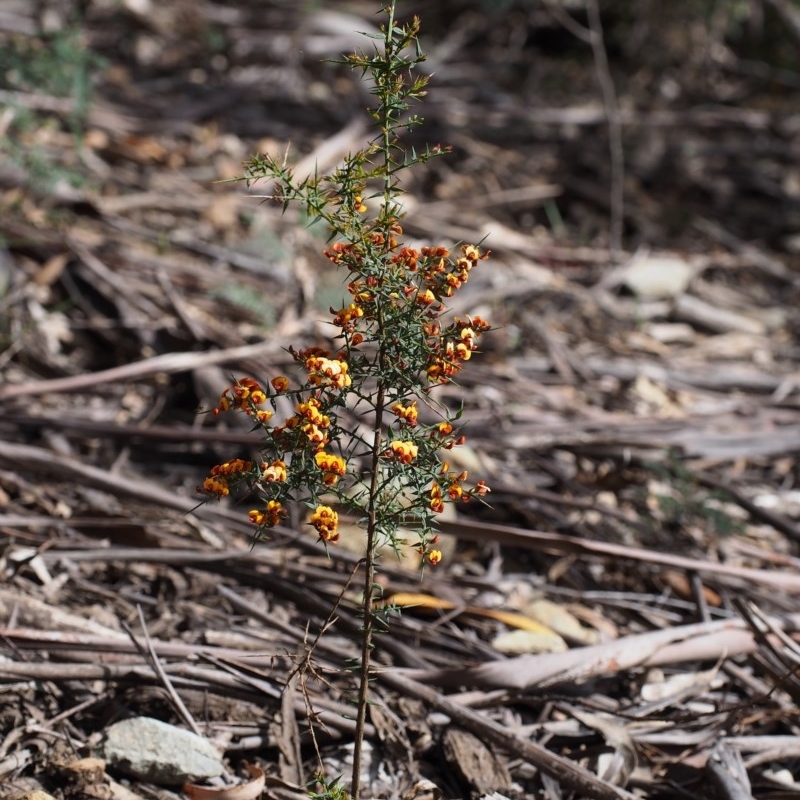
<box><xmin>351</xmin><ymin>381</ymin><xmax>386</xmax><ymax>799</ymax></box>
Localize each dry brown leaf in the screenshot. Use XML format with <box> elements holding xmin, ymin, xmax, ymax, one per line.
<box><xmin>525</xmin><ymin>598</ymin><xmax>600</xmax><ymax>645</ymax></box>
<box><xmin>389</xmin><ymin>592</ymin><xmax>566</xmax><ymax>641</ymax></box>
<box><xmin>661</xmin><ymin>570</ymin><xmax>722</xmax><ymax>606</ymax></box>
<box><xmin>491</xmin><ymin>629</ymin><xmax>568</xmax><ymax>654</ymax></box>
<box><xmin>184</xmin><ymin>764</ymin><xmax>264</xmax><ymax>800</ymax></box>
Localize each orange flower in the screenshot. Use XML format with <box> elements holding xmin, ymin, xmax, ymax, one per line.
<box><xmin>427</xmin><ymin>549</ymin><xmax>443</xmax><ymax>566</ymax></box>
<box><xmin>429</xmin><ymin>481</ymin><xmax>444</xmax><ymax>513</ymax></box>
<box><xmin>214</xmin><ymin>459</ymin><xmax>244</xmax><ymax>475</ymax></box>
<box><xmin>301</xmin><ymin>422</ymin><xmax>329</xmax><ymax>447</ymax></box>
<box><xmin>296</xmin><ymin>398</ymin><xmax>330</xmax><ymax>427</ymax></box>
<box><xmin>448</xmin><ymin>484</ymin><xmax>463</xmax><ymax>500</ymax></box>
<box><xmin>260</xmin><ymin>460</ymin><xmax>287</xmax><ymax>483</ymax></box>
<box><xmin>203</xmin><ymin>477</ymin><xmax>229</xmax><ymax>498</ymax></box>
<box><xmin>315</xmin><ymin>451</ymin><xmax>347</xmax><ymax>486</ymax></box>
<box><xmin>421</xmin><ymin>245</ymin><xmax>449</xmax><ymax>259</ymax></box>
<box><xmin>332</xmin><ymin>303</ymin><xmax>364</xmax><ymax>328</ymax></box>
<box><xmin>323</xmin><ymin>241</ymin><xmax>355</xmax><ymax>263</ymax></box>
<box><xmin>306</xmin><ymin>356</ymin><xmax>352</xmax><ymax>389</ymax></box>
<box><xmin>249</xmin><ymin>500</ymin><xmax>286</xmax><ymax>528</ymax></box>
<box><xmin>310</xmin><ymin>505</ymin><xmax>340</xmax><ymax>542</ymax></box>
<box><xmin>271</xmin><ymin>376</ymin><xmax>289</xmax><ymax>392</ymax></box>
<box><xmin>416</xmin><ymin>289</ymin><xmax>436</xmax><ymax>307</ymax></box>
<box><xmin>461</xmin><ymin>244</ymin><xmax>485</xmax><ymax>263</ymax></box>
<box><xmin>388</xmin><ymin>440</ymin><xmax>418</xmax><ymax>464</ymax></box>
<box><xmin>214</xmin><ymin>378</ymin><xmax>267</xmax><ymax>415</ymax></box>
<box><xmin>391</xmin><ymin>401</ymin><xmax>418</xmax><ymax>427</ymax></box>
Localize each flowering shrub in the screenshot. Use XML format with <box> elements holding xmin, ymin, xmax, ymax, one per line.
<box><xmin>200</xmin><ymin>5</ymin><xmax>490</xmax><ymax>797</ymax></box>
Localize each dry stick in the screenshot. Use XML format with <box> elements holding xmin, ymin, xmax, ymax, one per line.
<box><xmin>585</xmin><ymin>0</ymin><xmax>625</xmax><ymax>260</ymax></box>
<box><xmin>763</xmin><ymin>0</ymin><xmax>800</xmax><ymax>44</ymax></box>
<box><xmin>26</xmin><ymin>516</ymin><xmax>800</xmax><ymax>597</ymax></box>
<box><xmin>0</xmin><ymin>334</ymin><xmax>301</xmax><ymax>401</ymax></box>
<box><xmin>693</xmin><ymin>216</ymin><xmax>800</xmax><ymax>287</ymax></box>
<box><xmin>379</xmin><ymin>670</ymin><xmax>637</xmax><ymax>800</ymax></box>
<box><xmin>692</xmin><ymin>469</ymin><xmax>800</xmax><ymax>544</ymax></box>
<box><xmin>435</xmin><ymin>517</ymin><xmax>800</xmax><ymax>594</ymax></box>
<box><xmin>706</xmin><ymin>740</ymin><xmax>755</xmax><ymax>800</ymax></box>
<box><xmin>0</xmin><ymin>439</ymin><xmax>205</xmax><ymax>514</ymax></box>
<box><xmin>401</xmin><ymin>612</ymin><xmax>800</xmax><ymax>692</ymax></box>
<box><xmin>540</xmin><ymin>0</ymin><xmax>624</xmax><ymax>258</ymax></box>
<box><xmin>122</xmin><ymin>608</ymin><xmax>204</xmax><ymax>737</ymax></box>
<box><xmin>0</xmin><ymin>440</ymin><xmax>287</xmax><ymax>541</ymax></box>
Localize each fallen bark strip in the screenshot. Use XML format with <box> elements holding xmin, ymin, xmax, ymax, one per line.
<box><xmin>379</xmin><ymin>670</ymin><xmax>637</xmax><ymax>800</ymax></box>
<box><xmin>0</xmin><ymin>659</ymin><xmax>366</xmax><ymax>740</ymax></box>
<box><xmin>436</xmin><ymin>518</ymin><xmax>800</xmax><ymax>593</ymax></box>
<box><xmin>0</xmin><ymin>440</ymin><xmax>268</xmax><ymax>534</ymax></box>
<box><xmin>0</xmin><ymin>335</ymin><xmax>300</xmax><ymax>401</ymax></box>
<box><xmin>397</xmin><ymin>612</ymin><xmax>800</xmax><ymax>691</ymax></box>
<box><xmin>0</xmin><ymin>627</ymin><xmax>289</xmax><ymax>667</ymax></box>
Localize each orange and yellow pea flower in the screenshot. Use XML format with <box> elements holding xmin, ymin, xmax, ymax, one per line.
<box><xmin>271</xmin><ymin>376</ymin><xmax>289</xmax><ymax>393</ymax></box>
<box><xmin>416</xmin><ymin>289</ymin><xmax>436</xmax><ymax>307</ymax></box>
<box><xmin>332</xmin><ymin>303</ymin><xmax>364</xmax><ymax>328</ymax></box>
<box><xmin>260</xmin><ymin>460</ymin><xmax>287</xmax><ymax>483</ymax></box>
<box><xmin>310</xmin><ymin>505</ymin><xmax>340</xmax><ymax>542</ymax></box>
<box><xmin>388</xmin><ymin>440</ymin><xmax>418</xmax><ymax>464</ymax></box>
<box><xmin>214</xmin><ymin>378</ymin><xmax>268</xmax><ymax>416</ymax></box>
<box><xmin>203</xmin><ymin>477</ymin><xmax>229</xmax><ymax>497</ymax></box>
<box><xmin>427</xmin><ymin>549</ymin><xmax>443</xmax><ymax>566</ymax></box>
<box><xmin>391</xmin><ymin>401</ymin><xmax>418</xmax><ymax>427</ymax></box>
<box><xmin>314</xmin><ymin>451</ymin><xmax>347</xmax><ymax>486</ymax></box>
<box><xmin>296</xmin><ymin>398</ymin><xmax>330</xmax><ymax>427</ymax></box>
<box><xmin>429</xmin><ymin>481</ymin><xmax>444</xmax><ymax>513</ymax></box>
<box><xmin>305</xmin><ymin>356</ymin><xmax>352</xmax><ymax>389</ymax></box>
<box><xmin>204</xmin><ymin>458</ymin><xmax>252</xmax><ymax>496</ymax></box>
<box><xmin>249</xmin><ymin>500</ymin><xmax>286</xmax><ymax>528</ymax></box>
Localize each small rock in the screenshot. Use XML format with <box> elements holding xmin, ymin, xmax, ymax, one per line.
<box><xmin>101</xmin><ymin>717</ymin><xmax>225</xmax><ymax>785</ymax></box>
<box><xmin>622</xmin><ymin>254</ymin><xmax>694</xmax><ymax>299</ymax></box>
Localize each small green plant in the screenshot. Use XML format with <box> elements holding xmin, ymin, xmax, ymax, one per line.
<box><xmin>308</xmin><ymin>773</ymin><xmax>350</xmax><ymax>800</ymax></box>
<box><xmin>0</xmin><ymin>22</ymin><xmax>105</xmax><ymax>192</ymax></box>
<box><xmin>201</xmin><ymin>5</ymin><xmax>490</xmax><ymax>797</ymax></box>
<box><xmin>645</xmin><ymin>453</ymin><xmax>743</xmax><ymax>539</ymax></box>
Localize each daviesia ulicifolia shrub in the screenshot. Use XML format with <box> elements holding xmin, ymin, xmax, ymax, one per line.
<box><xmin>200</xmin><ymin>6</ymin><xmax>490</xmax><ymax>796</ymax></box>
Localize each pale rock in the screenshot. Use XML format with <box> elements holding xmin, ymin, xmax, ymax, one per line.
<box><xmin>101</xmin><ymin>717</ymin><xmax>225</xmax><ymax>785</ymax></box>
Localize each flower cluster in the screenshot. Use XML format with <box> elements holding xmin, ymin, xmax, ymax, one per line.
<box><xmin>429</xmin><ymin>462</ymin><xmax>490</xmax><ymax>513</ymax></box>
<box><xmin>283</xmin><ymin>397</ymin><xmax>332</xmax><ymax>449</ymax></box>
<box><xmin>202</xmin><ymin>23</ymin><xmax>491</xmax><ymax>572</ymax></box>
<box><xmin>249</xmin><ymin>500</ymin><xmax>286</xmax><ymax>527</ymax></box>
<box><xmin>214</xmin><ymin>378</ymin><xmax>272</xmax><ymax>423</ymax></box>
<box><xmin>386</xmin><ymin>440</ymin><xmax>419</xmax><ymax>464</ymax></box>
<box><xmin>202</xmin><ymin>458</ymin><xmax>252</xmax><ymax>498</ymax></box>
<box><xmin>200</xmin><ymin>370</ymin><xmax>346</xmax><ymax>545</ymax></box>
<box><xmin>392</xmin><ymin>401</ymin><xmax>418</xmax><ymax>427</ymax></box>
<box><xmin>310</xmin><ymin>505</ymin><xmax>340</xmax><ymax>542</ymax></box>
<box><xmin>306</xmin><ymin>355</ymin><xmax>352</xmax><ymax>389</ymax></box>
<box><xmin>315</xmin><ymin>451</ymin><xmax>347</xmax><ymax>486</ymax></box>
<box><xmin>200</xmin><ymin>236</ymin><xmax>491</xmax><ymax>557</ymax></box>
<box><xmin>425</xmin><ymin>313</ymin><xmax>491</xmax><ymax>384</ymax></box>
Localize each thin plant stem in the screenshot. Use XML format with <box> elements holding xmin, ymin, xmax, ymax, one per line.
<box><xmin>352</xmin><ymin>10</ymin><xmax>403</xmax><ymax>791</ymax></box>
<box><xmin>352</xmin><ymin>381</ymin><xmax>386</xmax><ymax>799</ymax></box>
